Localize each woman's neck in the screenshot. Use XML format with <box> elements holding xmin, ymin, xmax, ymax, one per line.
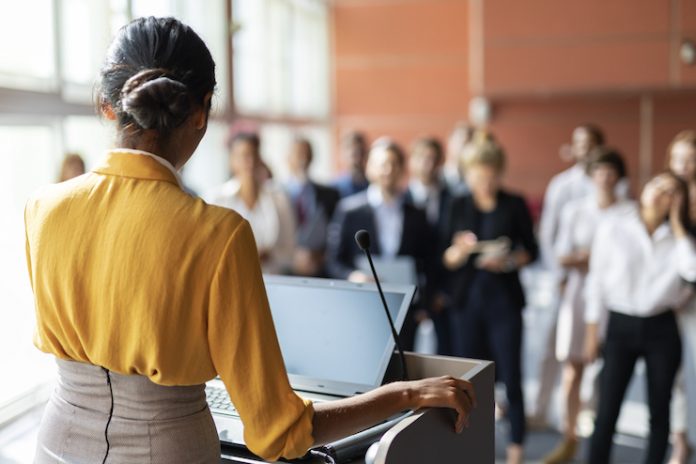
<box><xmin>473</xmin><ymin>191</ymin><xmax>497</xmax><ymax>212</ymax></box>
<box><xmin>597</xmin><ymin>189</ymin><xmax>616</xmax><ymax>209</ymax></box>
<box><xmin>239</xmin><ymin>176</ymin><xmax>260</xmax><ymax>210</ymax></box>
<box><xmin>116</xmin><ymin>133</ymin><xmax>181</xmax><ymax>168</ymax></box>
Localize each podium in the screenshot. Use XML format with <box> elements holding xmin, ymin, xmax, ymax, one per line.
<box><xmin>221</xmin><ymin>352</ymin><xmax>494</xmax><ymax>464</ymax></box>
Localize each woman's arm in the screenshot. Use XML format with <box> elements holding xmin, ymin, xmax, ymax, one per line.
<box><xmin>312</xmin><ymin>376</ymin><xmax>477</xmax><ymax>445</ymax></box>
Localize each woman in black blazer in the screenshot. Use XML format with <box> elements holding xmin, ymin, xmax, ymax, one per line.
<box><xmin>443</xmin><ymin>138</ymin><xmax>538</xmax><ymax>464</ymax></box>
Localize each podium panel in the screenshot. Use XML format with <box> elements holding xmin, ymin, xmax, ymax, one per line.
<box><xmin>221</xmin><ymin>353</ymin><xmax>494</xmax><ymax>464</ymax></box>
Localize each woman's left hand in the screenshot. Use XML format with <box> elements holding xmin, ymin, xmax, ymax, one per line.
<box><xmin>476</xmin><ymin>254</ymin><xmax>508</xmax><ymax>273</ymax></box>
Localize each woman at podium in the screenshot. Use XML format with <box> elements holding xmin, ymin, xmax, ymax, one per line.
<box><xmin>24</xmin><ymin>16</ymin><xmax>476</xmax><ymax>463</ymax></box>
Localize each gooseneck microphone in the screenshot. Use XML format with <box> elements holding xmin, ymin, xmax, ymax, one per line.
<box><xmin>354</xmin><ymin>230</ymin><xmax>409</xmax><ymax>381</ymax></box>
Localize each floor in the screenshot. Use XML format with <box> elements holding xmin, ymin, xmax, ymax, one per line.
<box><xmin>1</xmin><ymin>266</ymin><xmax>694</xmax><ymax>463</ymax></box>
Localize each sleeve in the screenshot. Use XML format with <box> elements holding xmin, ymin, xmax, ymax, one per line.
<box><xmin>584</xmin><ymin>223</ymin><xmax>611</xmax><ymax>324</ymax></box>
<box><xmin>325</xmin><ymin>202</ymin><xmax>358</xmax><ymax>279</ymax></box>
<box><xmin>554</xmin><ymin>204</ymin><xmax>576</xmax><ymax>260</ymax></box>
<box><xmin>538</xmin><ymin>178</ymin><xmax>563</xmax><ymax>271</ymax></box>
<box><xmin>208</xmin><ymin>220</ymin><xmax>314</xmax><ymax>461</ymax></box>
<box><xmin>512</xmin><ymin>196</ymin><xmax>539</xmax><ymax>263</ymax></box>
<box><xmin>675</xmin><ymin>236</ymin><xmax>696</xmax><ymax>283</ymax></box>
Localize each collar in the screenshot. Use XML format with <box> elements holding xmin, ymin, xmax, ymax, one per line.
<box><xmin>93</xmin><ymin>149</ymin><xmax>183</xmax><ymax>188</ymax></box>
<box><xmin>367</xmin><ymin>184</ymin><xmax>403</xmax><ymax>209</ymax></box>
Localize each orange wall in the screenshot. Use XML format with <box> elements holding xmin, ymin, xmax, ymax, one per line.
<box><xmin>331</xmin><ymin>0</ymin><xmax>696</xmax><ymax>200</ymax></box>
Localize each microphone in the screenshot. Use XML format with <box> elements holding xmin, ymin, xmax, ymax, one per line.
<box><xmin>354</xmin><ymin>230</ymin><xmax>409</xmax><ymax>381</ymax></box>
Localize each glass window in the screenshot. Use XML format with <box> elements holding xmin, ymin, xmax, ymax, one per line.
<box><xmin>0</xmin><ymin>124</ymin><xmax>61</xmax><ymax>413</ymax></box>
<box><xmin>233</xmin><ymin>0</ymin><xmax>330</xmax><ymax>119</ymax></box>
<box><xmin>0</xmin><ymin>0</ymin><xmax>56</xmax><ymax>91</ymax></box>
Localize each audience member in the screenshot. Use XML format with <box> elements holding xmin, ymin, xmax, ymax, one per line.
<box><xmin>285</xmin><ymin>137</ymin><xmax>340</xmax><ymax>277</ymax></box>
<box><xmin>666</xmin><ymin>130</ymin><xmax>696</xmax><ymax>464</ymax></box>
<box><xmin>58</xmin><ymin>153</ymin><xmax>86</xmax><ymax>182</ymax></box>
<box><xmin>205</xmin><ymin>132</ymin><xmax>295</xmax><ymax>274</ymax></box>
<box><xmin>585</xmin><ymin>172</ymin><xmax>696</xmax><ymax>464</ymax></box>
<box><xmin>443</xmin><ymin>137</ymin><xmax>538</xmax><ymax>464</ymax></box>
<box><xmin>332</xmin><ymin>131</ymin><xmax>369</xmax><ymax>198</ymax></box>
<box><xmin>404</xmin><ymin>136</ymin><xmax>454</xmax><ymax>355</ymax></box>
<box><xmin>542</xmin><ymin>149</ymin><xmax>632</xmax><ymax>464</ymax></box>
<box><xmin>444</xmin><ymin>121</ymin><xmax>474</xmax><ymax>194</ymax></box>
<box><xmin>532</xmin><ymin>123</ymin><xmax>609</xmax><ymax>426</ymax></box>
<box><xmin>327</xmin><ymin>139</ymin><xmax>433</xmax><ymax>351</ymax></box>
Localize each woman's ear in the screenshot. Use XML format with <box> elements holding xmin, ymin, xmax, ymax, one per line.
<box><xmin>193</xmin><ymin>92</ymin><xmax>213</xmax><ymax>130</ymax></box>
<box><xmin>100</xmin><ymin>100</ymin><xmax>117</xmax><ymax>121</ymax></box>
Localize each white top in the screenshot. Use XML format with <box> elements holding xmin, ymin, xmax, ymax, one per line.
<box><xmin>584</xmin><ymin>204</ymin><xmax>696</xmax><ymax>323</ymax></box>
<box><xmin>539</xmin><ymin>164</ymin><xmax>629</xmax><ymax>274</ymax></box>
<box><xmin>408</xmin><ymin>180</ymin><xmax>440</xmax><ymax>225</ymax></box>
<box><xmin>555</xmin><ymin>197</ymin><xmax>634</xmax><ymax>259</ymax></box>
<box><xmin>204</xmin><ymin>179</ymin><xmax>296</xmax><ymax>274</ymax></box>
<box><xmin>366</xmin><ymin>185</ymin><xmax>404</xmax><ymax>259</ymax></box>
<box><xmin>112</xmin><ymin>148</ymin><xmax>183</xmax><ymax>188</ymax></box>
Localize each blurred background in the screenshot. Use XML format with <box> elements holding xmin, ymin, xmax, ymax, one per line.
<box><xmin>1</xmin><ymin>0</ymin><xmax>696</xmax><ymax>462</ymax></box>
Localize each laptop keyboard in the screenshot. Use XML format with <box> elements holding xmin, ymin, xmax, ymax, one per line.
<box><xmin>206</xmin><ymin>385</ymin><xmax>239</xmax><ymax>417</ymax></box>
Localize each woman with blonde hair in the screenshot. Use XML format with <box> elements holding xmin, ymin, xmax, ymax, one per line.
<box><xmin>443</xmin><ymin>137</ymin><xmax>538</xmax><ymax>464</ymax></box>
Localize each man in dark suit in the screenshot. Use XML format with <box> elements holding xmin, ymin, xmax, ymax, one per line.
<box><xmin>403</xmin><ymin>137</ymin><xmax>455</xmax><ymax>355</ymax></box>
<box><xmin>286</xmin><ymin>137</ymin><xmax>340</xmax><ymax>277</ymax></box>
<box><xmin>327</xmin><ymin>139</ymin><xmax>434</xmax><ymax>351</ymax></box>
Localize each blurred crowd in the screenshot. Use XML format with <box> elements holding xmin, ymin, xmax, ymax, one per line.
<box><xmin>58</xmin><ymin>124</ymin><xmax>696</xmax><ymax>464</ymax></box>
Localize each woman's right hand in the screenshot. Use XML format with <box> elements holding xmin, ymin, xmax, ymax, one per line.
<box><xmin>405</xmin><ymin>376</ymin><xmax>477</xmax><ymax>433</ymax></box>
<box><xmin>443</xmin><ymin>231</ymin><xmax>478</xmax><ymax>269</ymax></box>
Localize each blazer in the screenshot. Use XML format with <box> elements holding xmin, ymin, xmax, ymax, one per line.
<box><xmin>24</xmin><ymin>150</ymin><xmax>313</xmax><ymax>461</ymax></box>
<box><xmin>326</xmin><ymin>191</ymin><xmax>434</xmax><ymax>296</ymax></box>
<box><xmin>445</xmin><ymin>190</ymin><xmax>539</xmax><ymax>310</ymax></box>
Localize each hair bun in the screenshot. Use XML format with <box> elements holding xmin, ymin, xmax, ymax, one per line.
<box><xmin>121</xmin><ymin>69</ymin><xmax>191</xmax><ymax>131</ymax></box>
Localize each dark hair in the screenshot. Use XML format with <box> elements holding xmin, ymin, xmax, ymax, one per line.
<box><xmin>412</xmin><ymin>137</ymin><xmax>444</xmax><ymax>164</ymax></box>
<box><xmin>293</xmin><ymin>137</ymin><xmax>314</xmax><ymax>163</ymax></box>
<box><xmin>343</xmin><ymin>131</ymin><xmax>367</xmax><ymax>151</ymax></box>
<box><xmin>98</xmin><ymin>17</ymin><xmax>216</xmax><ymax>135</ymax></box>
<box><xmin>576</xmin><ymin>123</ymin><xmax>606</xmax><ymax>146</ymax></box>
<box><xmin>589</xmin><ymin>148</ymin><xmax>627</xmax><ymax>179</ymax></box>
<box><xmin>230</xmin><ymin>132</ymin><xmax>261</xmax><ymax>152</ymax></box>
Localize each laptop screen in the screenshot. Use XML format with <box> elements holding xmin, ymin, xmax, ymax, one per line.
<box><xmin>264</xmin><ymin>275</ymin><xmax>415</xmax><ymax>396</ymax></box>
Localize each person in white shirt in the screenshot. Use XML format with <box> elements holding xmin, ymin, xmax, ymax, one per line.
<box><xmin>666</xmin><ymin>130</ymin><xmax>696</xmax><ymax>464</ymax></box>
<box><xmin>205</xmin><ymin>132</ymin><xmax>296</xmax><ymax>274</ymax></box>
<box><xmin>542</xmin><ymin>150</ymin><xmax>632</xmax><ymax>464</ymax></box>
<box><xmin>584</xmin><ymin>172</ymin><xmax>696</xmax><ymax>464</ymax></box>
<box><xmin>532</xmin><ymin>124</ymin><xmax>612</xmax><ymax>426</ymax></box>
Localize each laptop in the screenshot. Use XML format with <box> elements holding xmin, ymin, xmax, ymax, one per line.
<box><xmin>354</xmin><ymin>255</ymin><xmax>418</xmax><ymax>286</ymax></box>
<box><xmin>207</xmin><ymin>275</ymin><xmax>416</xmax><ymax>458</ymax></box>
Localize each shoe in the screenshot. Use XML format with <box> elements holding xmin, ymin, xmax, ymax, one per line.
<box><xmin>542</xmin><ymin>438</ymin><xmax>578</xmax><ymax>464</ymax></box>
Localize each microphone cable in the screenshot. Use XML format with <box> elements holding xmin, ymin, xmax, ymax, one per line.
<box><xmin>308</xmin><ymin>448</ymin><xmax>338</xmax><ymax>464</ymax></box>
<box><xmin>101</xmin><ymin>367</ymin><xmax>114</xmax><ymax>464</ymax></box>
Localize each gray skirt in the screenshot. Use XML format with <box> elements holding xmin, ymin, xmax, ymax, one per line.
<box><xmin>35</xmin><ymin>358</ymin><xmax>220</xmax><ymax>463</ymax></box>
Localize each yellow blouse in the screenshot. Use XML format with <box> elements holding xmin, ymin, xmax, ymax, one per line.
<box><xmin>24</xmin><ymin>150</ymin><xmax>314</xmax><ymax>461</ymax></box>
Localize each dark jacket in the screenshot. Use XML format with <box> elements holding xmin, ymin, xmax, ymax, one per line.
<box><xmin>445</xmin><ymin>190</ymin><xmax>538</xmax><ymax>310</ymax></box>
<box><xmin>326</xmin><ymin>191</ymin><xmax>434</xmax><ymax>293</ymax></box>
